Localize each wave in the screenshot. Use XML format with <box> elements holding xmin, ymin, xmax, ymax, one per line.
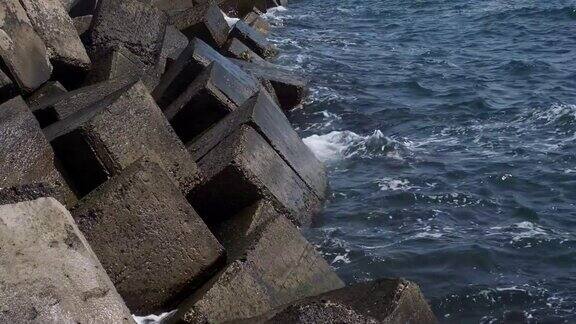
<box><xmin>303</xmin><ymin>130</ymin><xmax>410</xmax><ymax>162</ymax></box>
<box><xmin>133</xmin><ymin>310</ymin><xmax>175</xmax><ymax>324</ymax></box>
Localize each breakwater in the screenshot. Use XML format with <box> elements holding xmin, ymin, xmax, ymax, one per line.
<box><xmin>0</xmin><ymin>0</ymin><xmax>436</xmax><ymax>323</ymax></box>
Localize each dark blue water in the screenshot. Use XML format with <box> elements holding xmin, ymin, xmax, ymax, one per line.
<box><xmin>265</xmin><ymin>1</ymin><xmax>576</xmax><ymax>323</ymax></box>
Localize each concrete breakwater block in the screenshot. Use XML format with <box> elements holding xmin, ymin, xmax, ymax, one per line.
<box><xmin>153</xmin><ymin>38</ymin><xmax>258</xmax><ymax>109</ymax></box>
<box><xmin>224</xmin><ymin>38</ymin><xmax>267</xmax><ymax>64</ymax></box>
<box><xmin>165</xmin><ymin>61</ymin><xmax>259</xmax><ymax>143</ymax></box>
<box><xmin>0</xmin><ymin>198</ymin><xmax>134</xmax><ymax>323</ymax></box>
<box><xmin>0</xmin><ymin>97</ymin><xmax>75</xmax><ymax>207</ymax></box>
<box><xmin>72</xmin><ymin>158</ymin><xmax>225</xmax><ymax>315</ymax></box>
<box><xmin>218</xmin><ymin>0</ymin><xmax>256</xmax><ymax>18</ymax></box>
<box><xmin>30</xmin><ymin>77</ymin><xmax>135</xmax><ymax>127</ymax></box>
<box><xmin>87</xmin><ymin>0</ymin><xmax>168</xmax><ymax>67</ymax></box>
<box><xmin>43</xmin><ymin>80</ymin><xmax>201</xmax><ymax>196</ymax></box>
<box><xmin>189</xmin><ymin>124</ymin><xmax>322</xmax><ymax>227</ymax></box>
<box><xmin>26</xmin><ymin>81</ymin><xmax>68</xmax><ymax>109</ymax></box>
<box><xmin>232</xmin><ymin>58</ymin><xmax>309</xmax><ymax>111</ymax></box>
<box><xmin>238</xmin><ymin>279</ymin><xmax>437</xmax><ymax>324</ymax></box>
<box><xmin>243</xmin><ymin>10</ymin><xmax>271</xmax><ymax>35</ymax></box>
<box><xmin>20</xmin><ymin>0</ymin><xmax>92</xmax><ymax>88</ymax></box>
<box><xmin>166</xmin><ymin>201</ymin><xmax>344</xmax><ymax>323</ymax></box>
<box><xmin>0</xmin><ymin>0</ymin><xmax>52</xmax><ymax>93</ymax></box>
<box><xmin>152</xmin><ymin>0</ymin><xmax>194</xmax><ymax>14</ymax></box>
<box><xmin>188</xmin><ymin>91</ymin><xmax>327</xmax><ymax>200</ymax></box>
<box><xmin>171</xmin><ymin>2</ymin><xmax>230</xmax><ymax>48</ymax></box>
<box><xmin>229</xmin><ymin>20</ymin><xmax>278</xmax><ymax>60</ymax></box>
<box><xmin>159</xmin><ymin>25</ymin><xmax>189</xmax><ymax>73</ymax></box>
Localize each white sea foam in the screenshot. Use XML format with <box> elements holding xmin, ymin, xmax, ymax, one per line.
<box><xmin>221</xmin><ymin>11</ymin><xmax>239</xmax><ymax>27</ymax></box>
<box><xmin>376</xmin><ymin>178</ymin><xmax>414</xmax><ymax>191</ymax></box>
<box><xmin>133</xmin><ymin>310</ymin><xmax>175</xmax><ymax>324</ymax></box>
<box><xmin>303</xmin><ymin>130</ymin><xmax>400</xmax><ymax>162</ymax></box>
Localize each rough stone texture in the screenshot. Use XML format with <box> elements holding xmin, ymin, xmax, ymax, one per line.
<box><xmin>0</xmin><ymin>97</ymin><xmax>76</xmax><ymax>207</ymax></box>
<box><xmin>229</xmin><ymin>20</ymin><xmax>278</xmax><ymax>60</ymax></box>
<box><xmin>165</xmin><ymin>61</ymin><xmax>259</xmax><ymax>143</ymax></box>
<box><xmin>188</xmin><ymin>90</ymin><xmax>327</xmax><ymax>200</ymax></box>
<box><xmin>0</xmin><ymin>183</ymin><xmax>58</xmax><ymax>205</ymax></box>
<box><xmin>232</xmin><ymin>58</ymin><xmax>309</xmax><ymax>111</ymax></box>
<box><xmin>153</xmin><ymin>38</ymin><xmax>258</xmax><ymax>109</ymax></box>
<box><xmin>26</xmin><ymin>81</ymin><xmax>67</xmax><ymax>112</ymax></box>
<box><xmin>224</xmin><ymin>37</ymin><xmax>266</xmax><ymax>64</ymax></box>
<box><xmin>44</xmin><ymin>80</ymin><xmax>201</xmax><ymax>197</ymax></box>
<box><xmin>0</xmin><ymin>198</ymin><xmax>135</xmax><ymax>323</ymax></box>
<box><xmin>72</xmin><ymin>158</ymin><xmax>224</xmax><ymax>315</ymax></box>
<box><xmin>243</xmin><ymin>11</ymin><xmax>270</xmax><ymax>35</ymax></box>
<box><xmin>30</xmin><ymin>77</ymin><xmax>136</xmax><ymax>127</ymax></box>
<box><xmin>88</xmin><ymin>0</ymin><xmax>168</xmax><ymax>67</ymax></box>
<box><xmin>0</xmin><ymin>0</ymin><xmax>52</xmax><ymax>93</ymax></box>
<box><xmin>189</xmin><ymin>124</ymin><xmax>322</xmax><ymax>227</ymax></box>
<box><xmin>153</xmin><ymin>0</ymin><xmax>194</xmax><ymax>13</ymax></box>
<box><xmin>0</xmin><ymin>69</ymin><xmax>16</xmax><ymax>103</ymax></box>
<box><xmin>20</xmin><ymin>0</ymin><xmax>92</xmax><ymax>88</ymax></box>
<box><xmin>167</xmin><ymin>201</ymin><xmax>344</xmax><ymax>323</ymax></box>
<box><xmin>235</xmin><ymin>279</ymin><xmax>437</xmax><ymax>324</ymax></box>
<box><xmin>171</xmin><ymin>2</ymin><xmax>230</xmax><ymax>48</ymax></box>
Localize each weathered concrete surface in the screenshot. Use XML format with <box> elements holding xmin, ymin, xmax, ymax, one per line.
<box><xmin>0</xmin><ymin>198</ymin><xmax>134</xmax><ymax>323</ymax></box>
<box><xmin>20</xmin><ymin>0</ymin><xmax>92</xmax><ymax>88</ymax></box>
<box><xmin>0</xmin><ymin>97</ymin><xmax>76</xmax><ymax>207</ymax></box>
<box><xmin>188</xmin><ymin>90</ymin><xmax>327</xmax><ymax>199</ymax></box>
<box><xmin>153</xmin><ymin>37</ymin><xmax>258</xmax><ymax>109</ymax></box>
<box><xmin>224</xmin><ymin>37</ymin><xmax>266</xmax><ymax>64</ymax></box>
<box><xmin>72</xmin><ymin>158</ymin><xmax>224</xmax><ymax>315</ymax></box>
<box><xmin>0</xmin><ymin>69</ymin><xmax>16</xmax><ymax>103</ymax></box>
<box><xmin>232</xmin><ymin>58</ymin><xmax>309</xmax><ymax>111</ymax></box>
<box><xmin>26</xmin><ymin>81</ymin><xmax>67</xmax><ymax>109</ymax></box>
<box><xmin>0</xmin><ymin>183</ymin><xmax>59</xmax><ymax>205</ymax></box>
<box><xmin>88</xmin><ymin>0</ymin><xmax>168</xmax><ymax>67</ymax></box>
<box><xmin>157</xmin><ymin>25</ymin><xmax>189</xmax><ymax>76</ymax></box>
<box><xmin>234</xmin><ymin>279</ymin><xmax>437</xmax><ymax>324</ymax></box>
<box><xmin>84</xmin><ymin>45</ymin><xmax>163</xmax><ymax>89</ymax></box>
<box><xmin>167</xmin><ymin>201</ymin><xmax>343</xmax><ymax>323</ymax></box>
<box><xmin>189</xmin><ymin>124</ymin><xmax>322</xmax><ymax>227</ymax></box>
<box><xmin>243</xmin><ymin>11</ymin><xmax>270</xmax><ymax>35</ymax></box>
<box><xmin>44</xmin><ymin>80</ymin><xmax>201</xmax><ymax>197</ymax></box>
<box><xmin>229</xmin><ymin>20</ymin><xmax>278</xmax><ymax>60</ymax></box>
<box><xmin>165</xmin><ymin>61</ymin><xmax>259</xmax><ymax>142</ymax></box>
<box><xmin>0</xmin><ymin>0</ymin><xmax>52</xmax><ymax>93</ymax></box>
<box><xmin>171</xmin><ymin>2</ymin><xmax>230</xmax><ymax>48</ymax></box>
<box><xmin>30</xmin><ymin>76</ymin><xmax>136</xmax><ymax>127</ymax></box>
<box><xmin>153</xmin><ymin>0</ymin><xmax>194</xmax><ymax>13</ymax></box>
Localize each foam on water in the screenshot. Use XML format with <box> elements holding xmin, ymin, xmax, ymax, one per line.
<box><xmin>133</xmin><ymin>310</ymin><xmax>175</xmax><ymax>324</ymax></box>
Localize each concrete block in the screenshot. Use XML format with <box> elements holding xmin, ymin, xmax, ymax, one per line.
<box><xmin>88</xmin><ymin>0</ymin><xmax>168</xmax><ymax>67</ymax></box>
<box><xmin>158</xmin><ymin>25</ymin><xmax>190</xmax><ymax>74</ymax></box>
<box><xmin>189</xmin><ymin>124</ymin><xmax>322</xmax><ymax>227</ymax></box>
<box><xmin>0</xmin><ymin>183</ymin><xmax>60</xmax><ymax>205</ymax></box>
<box><xmin>229</xmin><ymin>20</ymin><xmax>278</xmax><ymax>60</ymax></box>
<box><xmin>26</xmin><ymin>81</ymin><xmax>67</xmax><ymax>112</ymax></box>
<box><xmin>171</xmin><ymin>2</ymin><xmax>230</xmax><ymax>48</ymax></box>
<box><xmin>20</xmin><ymin>0</ymin><xmax>92</xmax><ymax>89</ymax></box>
<box><xmin>72</xmin><ymin>158</ymin><xmax>224</xmax><ymax>315</ymax></box>
<box><xmin>0</xmin><ymin>198</ymin><xmax>134</xmax><ymax>323</ymax></box>
<box><xmin>237</xmin><ymin>279</ymin><xmax>438</xmax><ymax>324</ymax></box>
<box><xmin>152</xmin><ymin>0</ymin><xmax>194</xmax><ymax>13</ymax></box>
<box><xmin>43</xmin><ymin>80</ymin><xmax>201</xmax><ymax>197</ymax></box>
<box><xmin>0</xmin><ymin>97</ymin><xmax>76</xmax><ymax>207</ymax></box>
<box><xmin>167</xmin><ymin>201</ymin><xmax>344</xmax><ymax>323</ymax></box>
<box><xmin>153</xmin><ymin>37</ymin><xmax>258</xmax><ymax>107</ymax></box>
<box><xmin>243</xmin><ymin>11</ymin><xmax>270</xmax><ymax>35</ymax></box>
<box><xmin>164</xmin><ymin>61</ymin><xmax>259</xmax><ymax>142</ymax></box>
<box><xmin>188</xmin><ymin>90</ymin><xmax>327</xmax><ymax>199</ymax></box>
<box><xmin>224</xmin><ymin>37</ymin><xmax>266</xmax><ymax>64</ymax></box>
<box><xmin>232</xmin><ymin>58</ymin><xmax>309</xmax><ymax>110</ymax></box>
<box><xmin>30</xmin><ymin>76</ymin><xmax>136</xmax><ymax>127</ymax></box>
<box><xmin>0</xmin><ymin>0</ymin><xmax>52</xmax><ymax>93</ymax></box>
